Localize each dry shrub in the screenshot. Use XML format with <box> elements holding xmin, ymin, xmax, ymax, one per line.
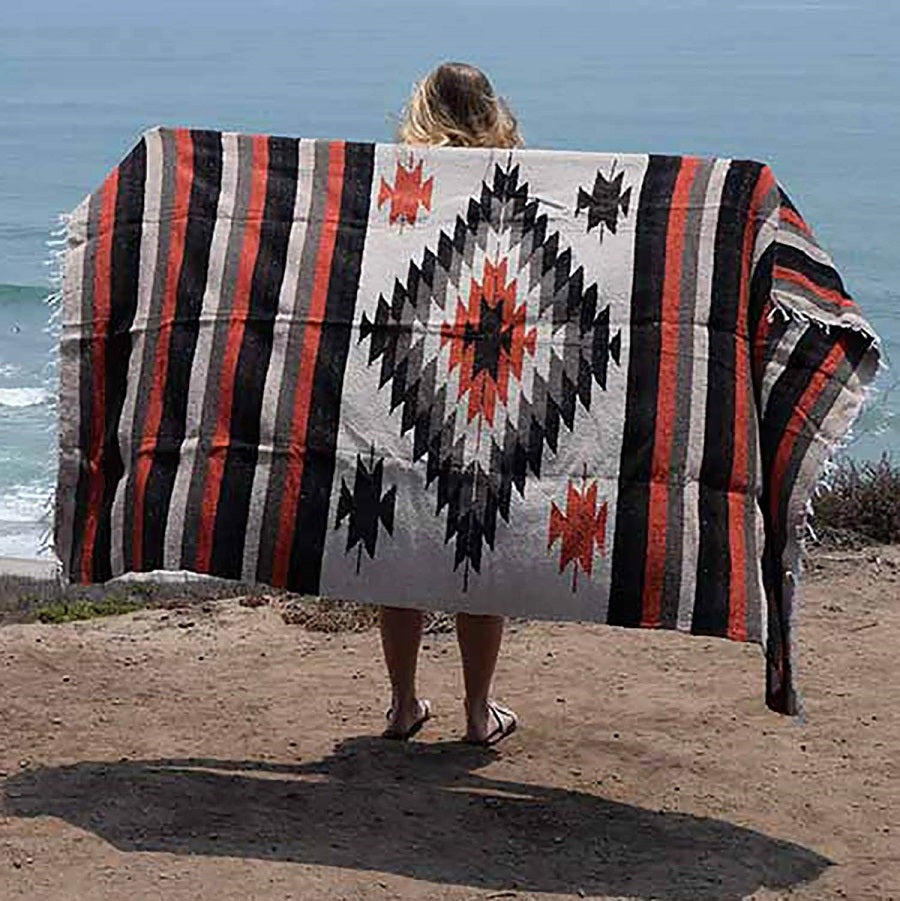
<box><xmin>812</xmin><ymin>454</ymin><xmax>900</xmax><ymax>548</ymax></box>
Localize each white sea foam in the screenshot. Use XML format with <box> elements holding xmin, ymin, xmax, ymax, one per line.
<box><xmin>0</xmin><ymin>480</ymin><xmax>50</xmax><ymax>524</ymax></box>
<box><xmin>0</xmin><ymin>386</ymin><xmax>49</xmax><ymax>408</ymax></box>
<box><xmin>0</xmin><ymin>363</ymin><xmax>21</xmax><ymax>379</ymax></box>
<box><xmin>0</xmin><ymin>527</ymin><xmax>46</xmax><ymax>560</ymax></box>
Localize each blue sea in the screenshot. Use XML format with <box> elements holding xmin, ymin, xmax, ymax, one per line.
<box><xmin>1</xmin><ymin>0</ymin><xmax>897</xmax><ymax>558</ymax></box>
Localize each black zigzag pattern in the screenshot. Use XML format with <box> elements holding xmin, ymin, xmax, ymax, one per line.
<box><xmin>359</xmin><ymin>164</ymin><xmax>622</xmax><ymax>581</ymax></box>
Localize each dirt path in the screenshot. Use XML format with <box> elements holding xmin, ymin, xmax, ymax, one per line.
<box><xmin>1</xmin><ymin>548</ymin><xmax>898</xmax><ymax>900</ymax></box>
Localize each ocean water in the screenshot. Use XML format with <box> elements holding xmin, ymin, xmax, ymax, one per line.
<box><xmin>0</xmin><ymin>0</ymin><xmax>897</xmax><ymax>558</ymax></box>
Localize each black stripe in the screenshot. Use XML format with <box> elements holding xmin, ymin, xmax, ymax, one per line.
<box><xmin>777</xmin><ymin>187</ymin><xmax>800</xmax><ymax>216</ymax></box>
<box><xmin>209</xmin><ymin>136</ymin><xmax>299</xmax><ymax>577</ymax></box>
<box><xmin>692</xmin><ymin>161</ymin><xmax>763</xmax><ymax>636</ymax></box>
<box><xmin>775</xmin><ymin>243</ymin><xmax>850</xmax><ymax>298</ymax></box>
<box><xmin>89</xmin><ymin>139</ymin><xmax>148</xmax><ymax>580</ymax></box>
<box><xmin>607</xmin><ymin>155</ymin><xmax>681</xmax><ymax>627</ymax></box>
<box><xmin>757</xmin><ymin>324</ymin><xmax>837</xmax><ymax>710</ymax></box>
<box><xmin>69</xmin><ymin>194</ymin><xmax>103</xmax><ymax>579</ymax></box>
<box><xmin>287</xmin><ymin>141</ymin><xmax>375</xmax><ymax>593</ymax></box>
<box><xmin>138</xmin><ymin>131</ymin><xmax>223</xmax><ymax>570</ymax></box>
<box><xmin>748</xmin><ymin>244</ymin><xmax>775</xmax><ymax>352</ymax></box>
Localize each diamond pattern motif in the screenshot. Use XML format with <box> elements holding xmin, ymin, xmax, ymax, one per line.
<box><xmin>359</xmin><ymin>164</ymin><xmax>622</xmax><ymax>583</ymax></box>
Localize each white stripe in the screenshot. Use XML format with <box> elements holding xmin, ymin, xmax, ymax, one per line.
<box><xmin>162</xmin><ymin>132</ymin><xmax>240</xmax><ymax>569</ymax></box>
<box><xmin>240</xmin><ymin>138</ymin><xmax>317</xmax><ymax>582</ymax></box>
<box><xmin>110</xmin><ymin>129</ymin><xmax>163</xmax><ymax>575</ymax></box>
<box><xmin>777</xmin><ymin>228</ymin><xmax>835</xmax><ymax>268</ymax></box>
<box><xmin>760</xmin><ymin>320</ymin><xmax>805</xmax><ymax>416</ymax></box>
<box><xmin>55</xmin><ymin>196</ymin><xmax>92</xmax><ymax>570</ymax></box>
<box><xmin>677</xmin><ymin>158</ymin><xmax>730</xmax><ymax>631</ymax></box>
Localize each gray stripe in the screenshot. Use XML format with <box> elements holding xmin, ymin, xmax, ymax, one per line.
<box><xmin>777</xmin><ymin>218</ymin><xmax>831</xmax><ymax>259</ymax></box>
<box><xmin>122</xmin><ymin>127</ymin><xmax>178</xmax><ymax>568</ymax></box>
<box><xmin>742</xmin><ymin>368</ymin><xmax>765</xmax><ymax>643</ymax></box>
<box><xmin>178</xmin><ymin>133</ymin><xmax>256</xmax><ymax>566</ymax></box>
<box><xmin>164</xmin><ymin>131</ymin><xmax>240</xmax><ymax>569</ymax></box>
<box><xmin>110</xmin><ymin>127</ymin><xmax>164</xmax><ymax>575</ymax></box>
<box><xmin>55</xmin><ymin>196</ymin><xmax>96</xmax><ymax>575</ymax></box>
<box><xmin>751</xmin><ymin>208</ymin><xmax>779</xmax><ymax>272</ymax></box>
<box><xmin>660</xmin><ymin>159</ymin><xmax>716</xmax><ymax>622</ymax></box>
<box><xmin>256</xmin><ymin>139</ymin><xmax>332</xmax><ymax>583</ymax></box>
<box><xmin>742</xmin><ymin>294</ymin><xmax>766</xmax><ymax>644</ymax></box>
<box><xmin>677</xmin><ymin>158</ymin><xmax>731</xmax><ymax>630</ymax></box>
<box><xmin>241</xmin><ymin>138</ymin><xmax>317</xmax><ymax>580</ymax></box>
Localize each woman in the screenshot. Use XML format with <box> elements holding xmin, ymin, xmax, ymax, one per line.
<box><xmin>381</xmin><ymin>62</ymin><xmax>521</xmax><ymax>746</ymax></box>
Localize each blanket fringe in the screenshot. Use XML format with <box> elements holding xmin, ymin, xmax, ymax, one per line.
<box><xmin>36</xmin><ymin>213</ymin><xmax>69</xmax><ymax>580</ymax></box>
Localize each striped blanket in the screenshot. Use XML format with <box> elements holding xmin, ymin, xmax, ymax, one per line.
<box><xmin>55</xmin><ymin>128</ymin><xmax>880</xmax><ymax>714</ymax></box>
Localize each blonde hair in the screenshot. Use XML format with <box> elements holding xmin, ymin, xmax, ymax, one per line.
<box><xmin>398</xmin><ymin>62</ymin><xmax>523</xmax><ymax>149</ymax></box>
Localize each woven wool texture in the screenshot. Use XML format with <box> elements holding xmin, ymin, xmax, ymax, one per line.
<box><xmin>55</xmin><ymin>128</ymin><xmax>881</xmax><ymax>713</ymax></box>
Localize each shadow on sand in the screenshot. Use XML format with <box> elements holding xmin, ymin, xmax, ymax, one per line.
<box><xmin>2</xmin><ymin>736</ymin><xmax>829</xmax><ymax>899</ymax></box>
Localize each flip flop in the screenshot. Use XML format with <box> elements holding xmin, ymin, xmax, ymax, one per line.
<box><xmin>467</xmin><ymin>701</ymin><xmax>518</xmax><ymax>747</ymax></box>
<box><xmin>382</xmin><ymin>698</ymin><xmax>432</xmax><ymax>741</ymax></box>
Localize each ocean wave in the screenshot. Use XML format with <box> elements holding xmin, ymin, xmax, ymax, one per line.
<box><xmin>0</xmin><ymin>363</ymin><xmax>22</xmax><ymax>378</ymax></box>
<box><xmin>0</xmin><ymin>527</ymin><xmax>47</xmax><ymax>559</ymax></box>
<box><xmin>0</xmin><ymin>479</ymin><xmax>51</xmax><ymax>524</ymax></box>
<box><xmin>0</xmin><ymin>386</ymin><xmax>49</xmax><ymax>408</ymax></box>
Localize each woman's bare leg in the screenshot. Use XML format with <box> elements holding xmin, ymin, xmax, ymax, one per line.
<box><xmin>456</xmin><ymin>612</ymin><xmax>505</xmax><ymax>741</ymax></box>
<box><xmin>380</xmin><ymin>606</ymin><xmax>427</xmax><ymax>734</ymax></box>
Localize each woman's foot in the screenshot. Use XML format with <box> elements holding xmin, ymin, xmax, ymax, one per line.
<box><xmin>465</xmin><ymin>699</ymin><xmax>518</xmax><ymax>746</ymax></box>
<box><xmin>383</xmin><ymin>697</ymin><xmax>432</xmax><ymax>740</ymax></box>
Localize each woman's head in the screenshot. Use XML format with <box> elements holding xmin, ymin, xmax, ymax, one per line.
<box><xmin>398</xmin><ymin>62</ymin><xmax>523</xmax><ymax>149</ymax></box>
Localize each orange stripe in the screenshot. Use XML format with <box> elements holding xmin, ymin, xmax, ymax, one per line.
<box><xmin>779</xmin><ymin>206</ymin><xmax>811</xmax><ymax>234</ymax></box>
<box><xmin>770</xmin><ymin>342</ymin><xmax>846</xmax><ymax>524</ymax></box>
<box><xmin>271</xmin><ymin>142</ymin><xmax>346</xmax><ymax>587</ymax></box>
<box><xmin>130</xmin><ymin>129</ymin><xmax>195</xmax><ymax>571</ymax></box>
<box><xmin>79</xmin><ymin>167</ymin><xmax>119</xmax><ymax>581</ymax></box>
<box><xmin>773</xmin><ymin>265</ymin><xmax>856</xmax><ymax>309</ymax></box>
<box><xmin>726</xmin><ymin>170</ymin><xmax>773</xmax><ymax>640</ymax></box>
<box><xmin>194</xmin><ymin>134</ymin><xmax>270</xmax><ymax>573</ymax></box>
<box><xmin>640</xmin><ymin>158</ymin><xmax>699</xmax><ymax>627</ymax></box>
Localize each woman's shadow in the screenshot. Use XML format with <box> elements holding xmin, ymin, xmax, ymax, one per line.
<box><xmin>2</xmin><ymin>736</ymin><xmax>828</xmax><ymax>899</ymax></box>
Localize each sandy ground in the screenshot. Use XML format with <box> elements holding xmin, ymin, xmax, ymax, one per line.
<box><xmin>1</xmin><ymin>547</ymin><xmax>897</xmax><ymax>901</ymax></box>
